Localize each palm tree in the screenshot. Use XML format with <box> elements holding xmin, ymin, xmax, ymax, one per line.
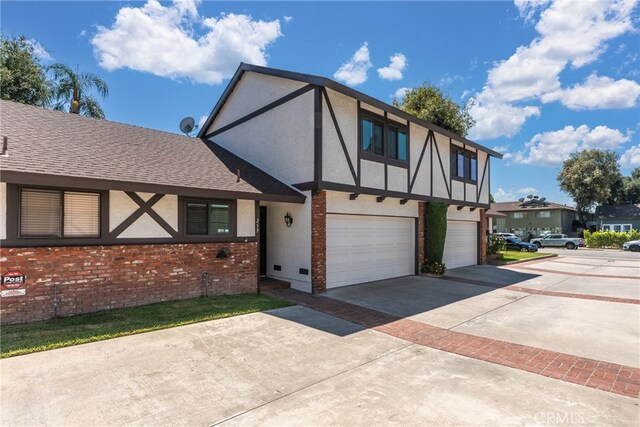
<box><xmin>48</xmin><ymin>63</ymin><xmax>108</xmax><ymax>118</ymax></box>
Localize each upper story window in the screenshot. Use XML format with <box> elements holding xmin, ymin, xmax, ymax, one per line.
<box><xmin>360</xmin><ymin>111</ymin><xmax>409</xmax><ymax>165</ymax></box>
<box><xmin>451</xmin><ymin>147</ymin><xmax>477</xmax><ymax>182</ymax></box>
<box><xmin>512</xmin><ymin>212</ymin><xmax>526</xmax><ymax>219</ymax></box>
<box><xmin>536</xmin><ymin>211</ymin><xmax>551</xmax><ymax>218</ymax></box>
<box><xmin>186</xmin><ymin>200</ymin><xmax>232</xmax><ymax>236</ymax></box>
<box><xmin>20</xmin><ymin>188</ymin><xmax>100</xmax><ymax>238</ymax></box>
<box><xmin>388</xmin><ymin>126</ymin><xmax>407</xmax><ymax>161</ymax></box>
<box><xmin>361</xmin><ymin>117</ymin><xmax>384</xmax><ymax>156</ymax></box>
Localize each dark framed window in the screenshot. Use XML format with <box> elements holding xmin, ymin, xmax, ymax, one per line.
<box><xmin>20</xmin><ymin>188</ymin><xmax>100</xmax><ymax>238</ymax></box>
<box><xmin>451</xmin><ymin>147</ymin><xmax>478</xmax><ymax>183</ymax></box>
<box><xmin>186</xmin><ymin>200</ymin><xmax>233</xmax><ymax>236</ymax></box>
<box><xmin>361</xmin><ymin>117</ymin><xmax>384</xmax><ymax>156</ymax></box>
<box><xmin>360</xmin><ymin>111</ymin><xmax>409</xmax><ymax>166</ymax></box>
<box><xmin>388</xmin><ymin>126</ymin><xmax>407</xmax><ymax>161</ymax></box>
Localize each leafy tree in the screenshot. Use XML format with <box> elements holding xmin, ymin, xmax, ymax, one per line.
<box><xmin>620</xmin><ymin>167</ymin><xmax>640</xmax><ymax>204</ymax></box>
<box><xmin>557</xmin><ymin>150</ymin><xmax>622</xmax><ymax>220</ymax></box>
<box><xmin>489</xmin><ymin>193</ymin><xmax>495</xmax><ymax>204</ymax></box>
<box><xmin>425</xmin><ymin>202</ymin><xmax>448</xmax><ymax>263</ymax></box>
<box><xmin>393</xmin><ymin>84</ymin><xmax>475</xmax><ymax>137</ymax></box>
<box><xmin>0</xmin><ymin>35</ymin><xmax>50</xmax><ymax>106</ymax></box>
<box><xmin>48</xmin><ymin>63</ymin><xmax>108</xmax><ymax>118</ymax></box>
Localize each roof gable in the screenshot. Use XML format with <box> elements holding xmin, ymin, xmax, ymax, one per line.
<box><xmin>198</xmin><ymin>63</ymin><xmax>503</xmax><ymax>159</ymax></box>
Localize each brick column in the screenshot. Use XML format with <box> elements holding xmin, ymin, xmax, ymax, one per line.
<box><xmin>311</xmin><ymin>190</ymin><xmax>327</xmax><ymax>293</ymax></box>
<box><xmin>418</xmin><ymin>202</ymin><xmax>426</xmax><ymax>270</ymax></box>
<box><xmin>479</xmin><ymin>208</ymin><xmax>487</xmax><ymax>265</ymax></box>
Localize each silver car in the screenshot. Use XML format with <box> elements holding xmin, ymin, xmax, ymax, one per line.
<box><xmin>622</xmin><ymin>240</ymin><xmax>640</xmax><ymax>252</ymax></box>
<box><xmin>530</xmin><ymin>234</ymin><xmax>584</xmax><ymax>250</ymax></box>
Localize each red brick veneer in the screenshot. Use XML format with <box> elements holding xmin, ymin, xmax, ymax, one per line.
<box><xmin>478</xmin><ymin>208</ymin><xmax>487</xmax><ymax>265</ymax></box>
<box><xmin>0</xmin><ymin>242</ymin><xmax>257</xmax><ymax>324</ymax></box>
<box><xmin>311</xmin><ymin>190</ymin><xmax>327</xmax><ymax>294</ymax></box>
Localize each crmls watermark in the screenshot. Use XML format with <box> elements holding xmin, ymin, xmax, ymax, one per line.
<box><xmin>534</xmin><ymin>411</ymin><xmax>586</xmax><ymax>425</ymax></box>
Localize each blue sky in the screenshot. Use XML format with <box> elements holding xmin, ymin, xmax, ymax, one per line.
<box><xmin>2</xmin><ymin>0</ymin><xmax>639</xmax><ymax>205</ymax></box>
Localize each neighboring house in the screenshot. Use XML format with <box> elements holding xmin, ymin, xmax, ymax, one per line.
<box><xmin>594</xmin><ymin>204</ymin><xmax>640</xmax><ymax>231</ymax></box>
<box><xmin>491</xmin><ymin>198</ymin><xmax>578</xmax><ymax>237</ymax></box>
<box><xmin>0</xmin><ymin>63</ymin><xmax>501</xmax><ymax>324</ymax></box>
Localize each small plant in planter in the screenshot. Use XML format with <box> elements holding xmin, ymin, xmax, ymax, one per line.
<box><xmin>421</xmin><ymin>260</ymin><xmax>446</xmax><ymax>276</ymax></box>
<box><xmin>487</xmin><ymin>234</ymin><xmax>506</xmax><ymax>255</ymax></box>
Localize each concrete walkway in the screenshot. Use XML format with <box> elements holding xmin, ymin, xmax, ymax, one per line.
<box><xmin>2</xmin><ymin>256</ymin><xmax>639</xmax><ymax>426</ymax></box>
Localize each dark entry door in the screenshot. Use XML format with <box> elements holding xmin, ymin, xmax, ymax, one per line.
<box><xmin>259</xmin><ymin>206</ymin><xmax>267</xmax><ymax>276</ymax></box>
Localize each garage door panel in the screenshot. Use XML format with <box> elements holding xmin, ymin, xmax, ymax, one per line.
<box><xmin>443</xmin><ymin>220</ymin><xmax>477</xmax><ymax>269</ymax></box>
<box><xmin>327</xmin><ymin>214</ymin><xmax>415</xmax><ymax>288</ymax></box>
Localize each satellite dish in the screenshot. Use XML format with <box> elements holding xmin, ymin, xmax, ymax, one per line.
<box><xmin>518</xmin><ymin>198</ymin><xmax>525</xmax><ymax>202</ymax></box>
<box><xmin>179</xmin><ymin>117</ymin><xmax>197</xmax><ymax>135</ymax></box>
<box><xmin>533</xmin><ymin>195</ymin><xmax>539</xmax><ymax>199</ymax></box>
<box><xmin>539</xmin><ymin>197</ymin><xmax>546</xmax><ymax>202</ymax></box>
<box><xmin>527</xmin><ymin>194</ymin><xmax>534</xmax><ymax>199</ymax></box>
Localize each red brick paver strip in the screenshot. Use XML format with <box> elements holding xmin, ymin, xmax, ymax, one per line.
<box><xmin>439</xmin><ymin>276</ymin><xmax>640</xmax><ymax>305</ymax></box>
<box><xmin>270</xmin><ymin>289</ymin><xmax>640</xmax><ymax>399</ymax></box>
<box><xmin>511</xmin><ymin>265</ymin><xmax>640</xmax><ymax>280</ymax></box>
<box><xmin>549</xmin><ymin>259</ymin><xmax>640</xmax><ymax>269</ymax></box>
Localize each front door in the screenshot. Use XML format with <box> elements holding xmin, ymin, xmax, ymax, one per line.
<box><xmin>259</xmin><ymin>206</ymin><xmax>267</xmax><ymax>276</ymax></box>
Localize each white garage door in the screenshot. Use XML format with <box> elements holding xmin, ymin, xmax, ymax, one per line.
<box><xmin>326</xmin><ymin>214</ymin><xmax>415</xmax><ymax>288</ymax></box>
<box><xmin>443</xmin><ymin>221</ymin><xmax>478</xmax><ymax>269</ymax></box>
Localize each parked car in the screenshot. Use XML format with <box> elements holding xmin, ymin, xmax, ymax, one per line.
<box><xmin>622</xmin><ymin>240</ymin><xmax>640</xmax><ymax>252</ymax></box>
<box><xmin>505</xmin><ymin>237</ymin><xmax>538</xmax><ymax>252</ymax></box>
<box><xmin>494</xmin><ymin>232</ymin><xmax>518</xmax><ymax>240</ymax></box>
<box><xmin>530</xmin><ymin>234</ymin><xmax>584</xmax><ymax>250</ymax></box>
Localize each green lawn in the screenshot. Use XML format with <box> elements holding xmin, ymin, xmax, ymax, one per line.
<box><xmin>1</xmin><ymin>294</ymin><xmax>292</xmax><ymax>358</ymax></box>
<box><xmin>497</xmin><ymin>250</ymin><xmax>552</xmax><ymax>263</ymax></box>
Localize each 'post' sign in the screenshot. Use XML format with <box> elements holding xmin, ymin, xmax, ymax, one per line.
<box><xmin>1</xmin><ymin>271</ymin><xmax>26</xmax><ymax>297</ymax></box>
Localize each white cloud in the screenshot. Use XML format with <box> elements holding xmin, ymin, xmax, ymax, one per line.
<box><xmin>469</xmin><ymin>0</ymin><xmax>637</xmax><ymax>140</ymax></box>
<box><xmin>517</xmin><ymin>187</ymin><xmax>539</xmax><ymax>195</ymax></box>
<box><xmin>92</xmin><ymin>0</ymin><xmax>283</xmax><ymax>85</ymax></box>
<box><xmin>620</xmin><ymin>144</ymin><xmax>640</xmax><ymax>167</ymax></box>
<box><xmin>514</xmin><ymin>0</ymin><xmax>551</xmax><ymax>23</ymax></box>
<box><xmin>541</xmin><ymin>73</ymin><xmax>640</xmax><ymax>110</ymax></box>
<box><xmin>27</xmin><ymin>39</ymin><xmax>53</xmax><ymax>62</ymax></box>
<box><xmin>514</xmin><ymin>124</ymin><xmax>633</xmax><ymax>166</ymax></box>
<box><xmin>492</xmin><ymin>144</ymin><xmax>510</xmax><ymax>153</ymax></box>
<box><xmin>392</xmin><ymin>87</ymin><xmax>410</xmax><ymax>101</ymax></box>
<box><xmin>283</xmin><ymin>16</ymin><xmax>293</xmax><ymax>23</ymax></box>
<box><xmin>377</xmin><ymin>53</ymin><xmax>406</xmax><ymax>81</ymax></box>
<box><xmin>494</xmin><ymin>188</ymin><xmax>516</xmax><ymax>202</ymax></box>
<box><xmin>198</xmin><ymin>115</ymin><xmax>208</xmax><ymax>129</ymax></box>
<box><xmin>334</xmin><ymin>43</ymin><xmax>372</xmax><ymax>86</ymax></box>
<box><xmin>468</xmin><ymin>102</ymin><xmax>540</xmax><ymax>140</ymax></box>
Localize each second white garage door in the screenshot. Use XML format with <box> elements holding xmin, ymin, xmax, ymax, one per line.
<box><xmin>443</xmin><ymin>221</ymin><xmax>478</xmax><ymax>269</ymax></box>
<box><xmin>326</xmin><ymin>214</ymin><xmax>415</xmax><ymax>288</ymax></box>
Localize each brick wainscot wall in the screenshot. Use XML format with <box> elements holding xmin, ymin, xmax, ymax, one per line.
<box><xmin>0</xmin><ymin>242</ymin><xmax>257</xmax><ymax>324</ymax></box>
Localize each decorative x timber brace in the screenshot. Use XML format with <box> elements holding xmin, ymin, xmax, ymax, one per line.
<box><xmin>108</xmin><ymin>192</ymin><xmax>178</xmax><ymax>239</ymax></box>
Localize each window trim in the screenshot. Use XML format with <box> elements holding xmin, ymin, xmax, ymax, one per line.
<box><xmin>183</xmin><ymin>198</ymin><xmax>237</xmax><ymax>237</ymax></box>
<box><xmin>450</xmin><ymin>145</ymin><xmax>478</xmax><ymax>184</ymax></box>
<box><xmin>18</xmin><ymin>187</ymin><xmax>101</xmax><ymax>239</ymax></box>
<box><xmin>603</xmin><ymin>223</ymin><xmax>632</xmax><ymax>232</ymax></box>
<box><xmin>358</xmin><ymin>109</ymin><xmax>409</xmax><ymax>169</ymax></box>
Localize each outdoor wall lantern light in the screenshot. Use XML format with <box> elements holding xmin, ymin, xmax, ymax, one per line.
<box><xmin>284</xmin><ymin>213</ymin><xmax>294</xmax><ymax>227</ymax></box>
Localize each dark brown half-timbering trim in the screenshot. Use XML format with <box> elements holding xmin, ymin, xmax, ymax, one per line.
<box><xmin>109</xmin><ymin>193</ymin><xmax>167</xmax><ymax>239</ymax></box>
<box><xmin>314</xmin><ymin>86</ymin><xmax>323</xmax><ymax>186</ymax></box>
<box><xmin>376</xmin><ymin>196</ymin><xmax>386</xmax><ymax>203</ymax></box>
<box><xmin>409</xmin><ymin>130</ymin><xmax>433</xmax><ymax>193</ymax></box>
<box><xmin>322</xmin><ymin>88</ymin><xmax>357</xmax><ymax>185</ymax></box>
<box><xmin>205</xmin><ymin>84</ymin><xmax>314</xmax><ymax>138</ymax></box>
<box><xmin>292</xmin><ymin>181</ymin><xmax>490</xmax><ymax>209</ymax></box>
<box><xmin>126</xmin><ymin>192</ymin><xmax>177</xmax><ymax>238</ymax></box>
<box><xmin>349</xmin><ymin>193</ymin><xmax>359</xmax><ymax>200</ymax></box>
<box><xmin>1</xmin><ymin>171</ymin><xmax>305</xmax><ymax>204</ymax></box>
<box><xmin>433</xmin><ymin>136</ymin><xmax>451</xmax><ymax>198</ymax></box>
<box><xmin>400</xmin><ymin>199</ymin><xmax>409</xmax><ymax>205</ymax></box>
<box><xmin>477</xmin><ymin>153</ymin><xmax>490</xmax><ymax>203</ymax></box>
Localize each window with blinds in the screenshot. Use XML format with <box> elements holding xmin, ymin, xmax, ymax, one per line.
<box><xmin>20</xmin><ymin>188</ymin><xmax>100</xmax><ymax>238</ymax></box>
<box><xmin>185</xmin><ymin>200</ymin><xmax>232</xmax><ymax>236</ymax></box>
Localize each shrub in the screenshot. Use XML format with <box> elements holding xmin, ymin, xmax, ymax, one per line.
<box><xmin>583</xmin><ymin>230</ymin><xmax>640</xmax><ymax>248</ymax></box>
<box><xmin>422</xmin><ymin>260</ymin><xmax>446</xmax><ymax>276</ymax></box>
<box><xmin>488</xmin><ymin>234</ymin><xmax>506</xmax><ymax>254</ymax></box>
<box><xmin>425</xmin><ymin>202</ymin><xmax>448</xmax><ymax>263</ymax></box>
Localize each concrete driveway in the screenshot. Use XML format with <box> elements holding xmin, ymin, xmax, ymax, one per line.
<box><xmin>2</xmin><ymin>254</ymin><xmax>639</xmax><ymax>426</ymax></box>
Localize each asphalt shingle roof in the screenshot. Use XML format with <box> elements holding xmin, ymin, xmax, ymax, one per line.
<box><xmin>0</xmin><ymin>100</ymin><xmax>304</xmax><ymax>202</ymax></box>
<box><xmin>491</xmin><ymin>201</ymin><xmax>576</xmax><ymax>212</ymax></box>
<box><xmin>594</xmin><ymin>204</ymin><xmax>640</xmax><ymax>219</ymax></box>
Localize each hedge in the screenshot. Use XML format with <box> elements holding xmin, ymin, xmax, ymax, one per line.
<box><xmin>425</xmin><ymin>202</ymin><xmax>448</xmax><ymax>263</ymax></box>
<box><xmin>583</xmin><ymin>230</ymin><xmax>640</xmax><ymax>249</ymax></box>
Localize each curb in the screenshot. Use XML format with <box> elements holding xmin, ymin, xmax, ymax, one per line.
<box><xmin>488</xmin><ymin>253</ymin><xmax>558</xmax><ymax>266</ymax></box>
